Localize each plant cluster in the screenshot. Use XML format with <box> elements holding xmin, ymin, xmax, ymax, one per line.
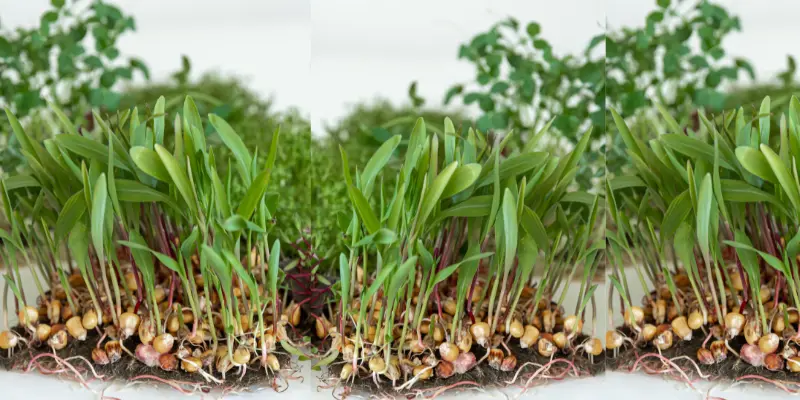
<box><xmin>606</xmin><ymin>96</ymin><xmax>800</xmax><ymax>383</ymax></box>
<box><xmin>313</xmin><ymin>117</ymin><xmax>603</xmax><ymax>393</ymax></box>
<box><xmin>0</xmin><ymin>96</ymin><xmax>303</xmax><ymax>389</ymax></box>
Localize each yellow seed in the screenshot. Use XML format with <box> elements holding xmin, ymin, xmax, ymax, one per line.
<box><xmin>759</xmin><ymin>333</ymin><xmax>780</xmax><ymax>354</ymax></box>
<box><xmin>0</xmin><ymin>331</ymin><xmax>19</xmax><ymax>349</ymax></box>
<box><xmin>153</xmin><ymin>333</ymin><xmax>175</xmax><ymax>354</ymax></box>
<box><xmin>553</xmin><ymin>332</ymin><xmax>567</xmax><ymax>349</ymax></box>
<box><xmin>82</xmin><ymin>310</ymin><xmax>98</xmax><ymax>330</ymax></box>
<box><xmin>642</xmin><ymin>324</ymin><xmax>657</xmax><ymax>342</ymax></box>
<box><xmin>724</xmin><ymin>312</ymin><xmax>745</xmax><ymax>339</ymax></box>
<box><xmin>340</xmin><ymin>363</ymin><xmax>353</xmax><ymax>380</ymax></box>
<box><xmin>369</xmin><ymin>357</ymin><xmax>385</xmax><ymax>372</ymax></box>
<box><xmin>671</xmin><ymin>316</ymin><xmax>692</xmax><ymax>341</ymax></box>
<box><xmin>153</xmin><ymin>287</ymin><xmax>166</xmax><ymax>303</ymax></box>
<box><xmin>688</xmin><ymin>311</ymin><xmax>704</xmax><ymax>330</ymax></box>
<box><xmin>439</xmin><ymin>342</ymin><xmax>459</xmax><ymax>362</ymax></box>
<box><xmin>470</xmin><ymin>322</ymin><xmax>491</xmax><ymax>347</ymax></box>
<box><xmin>586</xmin><ymin>337</ymin><xmax>603</xmax><ymax>356</ymax></box>
<box><xmin>49</xmin><ymin>329</ymin><xmax>68</xmax><ymax>350</ymax></box>
<box><xmin>562</xmin><ymin>315</ymin><xmax>582</xmax><ymax>335</ymax></box>
<box><xmin>457</xmin><ymin>331</ymin><xmax>473</xmax><ymax>353</ymax></box>
<box><xmin>654</xmin><ymin>330</ymin><xmax>673</xmax><ymax>350</ymax></box>
<box><xmin>232</xmin><ymin>347</ymin><xmax>251</xmax><ymax>365</ymax></box>
<box><xmin>744</xmin><ymin>318</ymin><xmax>761</xmax><ymax>345</ymax></box>
<box><xmin>181</xmin><ymin>356</ymin><xmax>201</xmax><ymax>373</ymax></box>
<box><xmin>48</xmin><ymin>300</ymin><xmax>61</xmax><ymax>325</ymax></box>
<box><xmin>605</xmin><ymin>330</ymin><xmax>623</xmax><ymax>350</ymax></box>
<box><xmin>413</xmin><ymin>365</ymin><xmax>432</xmax><ymax>380</ymax></box>
<box><xmin>520</xmin><ymin>325</ymin><xmax>540</xmax><ymax>348</ymax></box>
<box><xmin>624</xmin><ymin>306</ymin><xmax>644</xmax><ymax>326</ymax></box>
<box><xmin>119</xmin><ymin>312</ymin><xmax>140</xmax><ymax>339</ymax></box>
<box><xmin>443</xmin><ymin>298</ymin><xmax>457</xmax><ymax>316</ymax></box>
<box><xmin>18</xmin><ymin>306</ymin><xmax>39</xmax><ymax>326</ymax></box>
<box><xmin>66</xmin><ymin>316</ymin><xmax>87</xmax><ymax>340</ymax></box>
<box><xmin>653</xmin><ymin>300</ymin><xmax>667</xmax><ymax>324</ymax></box>
<box><xmin>538</xmin><ymin>336</ymin><xmax>555</xmax><ymax>357</ymax></box>
<box><xmin>788</xmin><ymin>356</ymin><xmax>800</xmax><ymax>372</ymax></box>
<box><xmin>266</xmin><ymin>354</ymin><xmax>280</xmax><ymax>371</ymax></box>
<box><xmin>36</xmin><ymin>324</ymin><xmax>52</xmax><ymax>342</ymax></box>
<box><xmin>509</xmin><ymin>319</ymin><xmax>524</xmax><ymax>338</ymax></box>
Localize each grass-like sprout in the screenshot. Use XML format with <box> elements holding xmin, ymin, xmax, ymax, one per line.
<box><xmin>607</xmin><ymin>95</ymin><xmax>800</xmax><ymax>382</ymax></box>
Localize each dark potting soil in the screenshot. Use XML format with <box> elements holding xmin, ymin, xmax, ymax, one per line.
<box><xmin>608</xmin><ymin>325</ymin><xmax>800</xmax><ymax>385</ymax></box>
<box><xmin>0</xmin><ymin>326</ymin><xmax>295</xmax><ymax>393</ymax></box>
<box><xmin>326</xmin><ymin>336</ymin><xmax>604</xmax><ymax>398</ymax></box>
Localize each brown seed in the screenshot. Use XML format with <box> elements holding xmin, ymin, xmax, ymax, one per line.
<box><xmin>697</xmin><ymin>348</ymin><xmax>714</xmax><ymax>365</ymax></box>
<box><xmin>92</xmin><ymin>348</ymin><xmax>110</xmax><ymax>365</ymax></box>
<box><xmin>765</xmin><ymin>353</ymin><xmax>784</xmax><ymax>371</ymax></box>
<box><xmin>436</xmin><ymin>360</ymin><xmax>455</xmax><ymax>378</ymax></box>
<box><xmin>158</xmin><ymin>353</ymin><xmax>177</xmax><ymax>371</ymax></box>
<box><xmin>500</xmin><ymin>354</ymin><xmax>517</xmax><ymax>372</ymax></box>
<box><xmin>542</xmin><ymin>309</ymin><xmax>556</xmax><ymax>333</ymax></box>
<box><xmin>488</xmin><ymin>348</ymin><xmax>504</xmax><ymax>369</ymax></box>
<box><xmin>105</xmin><ymin>341</ymin><xmax>122</xmax><ymax>363</ymax></box>
<box><xmin>710</xmin><ymin>340</ymin><xmax>727</xmax><ymax>362</ymax></box>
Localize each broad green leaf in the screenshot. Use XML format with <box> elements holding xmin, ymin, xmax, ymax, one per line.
<box><xmin>91</xmin><ymin>174</ymin><xmax>108</xmax><ymax>260</ymax></box>
<box><xmin>55</xmin><ymin>191</ymin><xmax>86</xmax><ymax>244</ymax></box>
<box><xmin>154</xmin><ymin>96</ymin><xmax>166</xmax><ymax>145</ymax></box>
<box><xmin>237</xmin><ymin>167</ymin><xmax>272</xmax><ymax>220</ymax></box>
<box><xmin>521</xmin><ymin>206</ymin><xmax>548</xmax><ymax>254</ymax></box>
<box><xmin>736</xmin><ymin>146</ymin><xmax>777</xmax><ymax>183</ymax></box>
<box><xmin>154</xmin><ymin>144</ymin><xmax>198</xmax><ymax>217</ymax></box>
<box><xmin>696</xmin><ymin>174</ymin><xmax>716</xmax><ymax>260</ymax></box>
<box><xmin>418</xmin><ymin>161</ymin><xmax>459</xmax><ymax>227</ymax></box>
<box><xmin>209</xmin><ymin>114</ymin><xmax>251</xmax><ymax>182</ymax></box>
<box><xmin>661</xmin><ymin>134</ymin><xmax>734</xmax><ymax>170</ymax></box>
<box><xmin>361</xmin><ymin>135</ymin><xmax>401</xmax><ymax>193</ymax></box>
<box><xmin>761</xmin><ymin>144</ymin><xmax>800</xmax><ymax>215</ymax></box>
<box><xmin>130</xmin><ymin>146</ymin><xmax>171</xmax><ymax>182</ymax></box>
<box><xmin>347</xmin><ymin>184</ymin><xmax>380</xmax><ymax>234</ymax></box>
<box><xmin>441</xmin><ymin>163</ymin><xmax>481</xmax><ymax>198</ymax></box>
<box><xmin>55</xmin><ymin>135</ymin><xmax>130</xmax><ymax>171</ymax></box>
<box><xmin>434</xmin><ymin>195</ymin><xmax>492</xmax><ymax>223</ymax></box>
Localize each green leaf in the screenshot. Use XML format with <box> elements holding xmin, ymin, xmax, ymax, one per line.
<box><xmin>154</xmin><ymin>96</ymin><xmax>166</xmax><ymax>145</ymax></box>
<box><xmin>4</xmin><ymin>174</ymin><xmax>40</xmax><ymax>190</ymax></box>
<box><xmin>55</xmin><ymin>191</ymin><xmax>86</xmax><ymax>244</ymax></box>
<box><xmin>268</xmin><ymin>240</ymin><xmax>280</xmax><ymax>299</ymax></box>
<box><xmin>209</xmin><ymin>114</ymin><xmax>251</xmax><ymax>182</ymax></box>
<box><xmin>441</xmin><ymin>163</ymin><xmax>481</xmax><ymax>198</ymax></box>
<box><xmin>434</xmin><ymin>195</ymin><xmax>492</xmax><ymax>223</ymax></box>
<box><xmin>521</xmin><ymin>206</ymin><xmax>548</xmax><ymax>254</ymax></box>
<box><xmin>130</xmin><ymin>146</ymin><xmax>171</xmax><ymax>182</ymax></box>
<box><xmin>761</xmin><ymin>144</ymin><xmax>800</xmax><ymax>214</ymax></box>
<box><xmin>477</xmin><ymin>153</ymin><xmax>548</xmax><ymax>188</ymax></box>
<box><xmin>237</xmin><ymin>167</ymin><xmax>272</xmax><ymax>220</ymax></box>
<box><xmin>361</xmin><ymin>135</ymin><xmax>401</xmax><ymax>193</ymax></box>
<box><xmin>696</xmin><ymin>174</ymin><xmax>716</xmax><ymax>259</ymax></box>
<box><xmin>736</xmin><ymin>146</ymin><xmax>777</xmax><ymax>183</ymax></box>
<box><xmin>339</xmin><ymin>254</ymin><xmax>350</xmax><ymax>310</ymax></box>
<box><xmin>91</xmin><ymin>174</ymin><xmax>108</xmax><ymax>260</ymax></box>
<box><xmin>502</xmin><ymin>188</ymin><xmax>518</xmax><ymax>267</ymax></box>
<box><xmin>418</xmin><ymin>161</ymin><xmax>459</xmax><ymax>227</ymax></box>
<box><xmin>55</xmin><ymin>135</ymin><xmax>130</xmax><ymax>171</ymax></box>
<box><xmin>154</xmin><ymin>144</ymin><xmax>198</xmax><ymax>217</ymax></box>
<box><xmin>347</xmin><ymin>184</ymin><xmax>380</xmax><ymax>235</ymax></box>
<box><xmin>661</xmin><ymin>134</ymin><xmax>734</xmax><ymax>170</ymax></box>
<box><xmin>720</xmin><ymin>179</ymin><xmax>790</xmax><ymax>216</ymax></box>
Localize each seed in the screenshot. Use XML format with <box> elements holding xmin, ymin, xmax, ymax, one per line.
<box><xmin>182</xmin><ymin>356</ymin><xmax>201</xmax><ymax>373</ymax></box>
<box><xmin>36</xmin><ymin>324</ymin><xmax>51</xmax><ymax>342</ymax></box>
<box><xmin>456</xmin><ymin>330</ymin><xmax>472</xmax><ymax>353</ymax></box>
<box><xmin>709</xmin><ymin>340</ymin><xmax>727</xmax><ymax>362</ymax></box>
<box><xmin>153</xmin><ymin>333</ymin><xmax>175</xmax><ymax>354</ymax></box>
<box><xmin>433</xmin><ymin>325</ymin><xmax>444</xmax><ymax>343</ymax></box>
<box><xmin>538</xmin><ymin>336</ymin><xmax>555</xmax><ymax>357</ymax></box>
<box><xmin>671</xmin><ymin>316</ymin><xmax>692</xmax><ymax>341</ymax></box>
<box><xmin>159</xmin><ymin>353</ymin><xmax>177</xmax><ymax>371</ymax></box>
<box><xmin>153</xmin><ymin>286</ymin><xmax>166</xmax><ymax>303</ymax></box>
<box><xmin>340</xmin><ymin>363</ymin><xmax>353</xmax><ymax>380</ymax></box>
<box><xmin>697</xmin><ymin>348</ymin><xmax>714</xmax><ymax>365</ymax></box>
<box><xmin>315</xmin><ymin>318</ymin><xmax>329</xmax><ymax>339</ymax></box>
<box><xmin>48</xmin><ymin>330</ymin><xmax>68</xmax><ymax>350</ymax></box>
<box><xmin>509</xmin><ymin>319</ymin><xmax>524</xmax><ymax>338</ymax></box>
<box><xmin>740</xmin><ymin>344</ymin><xmax>765</xmax><ymax>367</ymax></box>
<box><xmin>216</xmin><ymin>353</ymin><xmax>233</xmax><ymax>375</ymax></box>
<box><xmin>501</xmin><ymin>354</ymin><xmax>517</xmax><ymax>372</ymax></box>
<box><xmin>413</xmin><ymin>365</ymin><xmax>432</xmax><ymax>380</ymax></box>
<box><xmin>289</xmin><ymin>304</ymin><xmax>301</xmax><ymax>327</ymax></box>
<box><xmin>48</xmin><ymin>300</ymin><xmax>61</xmax><ymax>325</ymax></box>
<box><xmin>724</xmin><ymin>312</ymin><xmax>745</xmax><ymax>339</ymax></box>
<box><xmin>19</xmin><ymin>306</ymin><xmax>39</xmax><ymax>326</ymax></box>
<box><xmin>790</xmin><ymin>310</ymin><xmax>799</xmax><ymax>324</ymax></box>
<box><xmin>758</xmin><ymin>333</ymin><xmax>780</xmax><ymax>354</ymax></box>
<box><xmin>92</xmin><ymin>348</ymin><xmax>110</xmax><ymax>365</ymax></box>
<box><xmin>642</xmin><ymin>324</ymin><xmax>657</xmax><ymax>342</ymax></box>
<box><xmin>443</xmin><ymin>298</ymin><xmax>457</xmax><ymax>316</ymax></box>
<box><xmin>453</xmin><ymin>351</ymin><xmax>477</xmax><ymax>374</ymax></box>
<box><xmin>654</xmin><ymin>300</ymin><xmax>667</xmax><ymax>324</ymax></box>
<box><xmin>266</xmin><ymin>354</ymin><xmax>280</xmax><ymax>371</ymax></box>
<box><xmin>744</xmin><ymin>318</ymin><xmax>761</xmax><ymax>345</ymax></box>
<box><xmin>688</xmin><ymin>311</ymin><xmax>704</xmax><ymax>330</ymax></box>
<box><xmin>553</xmin><ymin>332</ymin><xmax>567</xmax><ymax>349</ymax></box>
<box><xmin>470</xmin><ymin>322</ymin><xmax>491</xmax><ymax>347</ymax></box>
<box><xmin>0</xmin><ymin>331</ymin><xmax>19</xmax><ymax>349</ymax></box>
<box><xmin>105</xmin><ymin>341</ymin><xmax>122</xmax><ymax>363</ymax></box>
<box><xmin>439</xmin><ymin>342</ymin><xmax>459</xmax><ymax>362</ymax></box>
<box><xmin>773</xmin><ymin>316</ymin><xmax>786</xmax><ymax>334</ymax></box>
<box><xmin>135</xmin><ymin>344</ymin><xmax>160</xmax><ymax>367</ymax></box>
<box><xmin>119</xmin><ymin>312</ymin><xmax>140</xmax><ymax>339</ymax></box>
<box><xmin>520</xmin><ymin>325</ymin><xmax>539</xmax><ymax>348</ymax></box>
<box><xmin>788</xmin><ymin>357</ymin><xmax>800</xmax><ymax>372</ymax></box>
<box><xmin>585</xmin><ymin>338</ymin><xmax>603</xmax><ymax>356</ymax></box>
<box><xmin>82</xmin><ymin>310</ymin><xmax>98</xmax><ymax>330</ymax></box>
<box><xmin>605</xmin><ymin>330</ymin><xmax>623</xmax><ymax>350</ymax></box>
<box><xmin>542</xmin><ymin>309</ymin><xmax>556</xmax><ymax>332</ymax></box>
<box><xmin>488</xmin><ymin>348</ymin><xmax>504</xmax><ymax>369</ymax></box>
<box><xmin>232</xmin><ymin>347</ymin><xmax>251</xmax><ymax>365</ymax></box>
<box><xmin>624</xmin><ymin>306</ymin><xmax>644</xmax><ymax>327</ymax></box>
<box><xmin>759</xmin><ymin>285</ymin><xmax>771</xmax><ymax>303</ymax></box>
<box><xmin>654</xmin><ymin>330</ymin><xmax>673</xmax><ymax>350</ymax></box>
<box><xmin>764</xmin><ymin>353</ymin><xmax>784</xmax><ymax>371</ymax></box>
<box><xmin>563</xmin><ymin>315</ymin><xmax>582</xmax><ymax>335</ymax></box>
<box><xmin>66</xmin><ymin>316</ymin><xmax>87</xmax><ymax>340</ymax></box>
<box><xmin>369</xmin><ymin>357</ymin><xmax>385</xmax><ymax>372</ymax></box>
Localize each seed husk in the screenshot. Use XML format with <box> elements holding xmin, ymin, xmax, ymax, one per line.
<box><xmin>105</xmin><ymin>341</ymin><xmax>122</xmax><ymax>363</ymax></box>
<box><xmin>92</xmin><ymin>348</ymin><xmax>110</xmax><ymax>365</ymax></box>
<box><xmin>48</xmin><ymin>300</ymin><xmax>61</xmax><ymax>325</ymax></box>
<box><xmin>437</xmin><ymin>360</ymin><xmax>455</xmax><ymax>378</ymax></box>
<box><xmin>654</xmin><ymin>330</ymin><xmax>673</xmax><ymax>350</ymax></box>
<box><xmin>48</xmin><ymin>330</ymin><xmax>68</xmax><ymax>350</ymax></box>
<box><xmin>488</xmin><ymin>348</ymin><xmax>504</xmax><ymax>369</ymax></box>
<box><xmin>697</xmin><ymin>348</ymin><xmax>714</xmax><ymax>365</ymax></box>
<box><xmin>538</xmin><ymin>335</ymin><xmax>555</xmax><ymax>357</ymax></box>
<box><xmin>500</xmin><ymin>354</ymin><xmax>517</xmax><ymax>372</ymax></box>
<box><xmin>653</xmin><ymin>300</ymin><xmax>667</xmax><ymax>324</ymax></box>
<box><xmin>159</xmin><ymin>353</ymin><xmax>178</xmax><ymax>371</ymax></box>
<box><xmin>765</xmin><ymin>353</ymin><xmax>784</xmax><ymax>371</ymax></box>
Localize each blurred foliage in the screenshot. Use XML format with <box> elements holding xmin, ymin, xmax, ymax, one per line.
<box><xmin>0</xmin><ymin>0</ymin><xmax>147</xmax><ymax>174</ymax></box>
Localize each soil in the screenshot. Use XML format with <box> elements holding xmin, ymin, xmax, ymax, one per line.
<box><xmin>608</xmin><ymin>325</ymin><xmax>800</xmax><ymax>385</ymax></box>
<box><xmin>326</xmin><ymin>335</ymin><xmax>604</xmax><ymax>398</ymax></box>
<box><xmin>0</xmin><ymin>326</ymin><xmax>295</xmax><ymax>393</ymax></box>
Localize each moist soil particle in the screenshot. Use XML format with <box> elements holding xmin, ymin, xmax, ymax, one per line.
<box><xmin>0</xmin><ymin>327</ymin><xmax>294</xmax><ymax>392</ymax></box>
<box><xmin>327</xmin><ymin>336</ymin><xmax>604</xmax><ymax>397</ymax></box>
<box><xmin>608</xmin><ymin>325</ymin><xmax>800</xmax><ymax>385</ymax></box>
